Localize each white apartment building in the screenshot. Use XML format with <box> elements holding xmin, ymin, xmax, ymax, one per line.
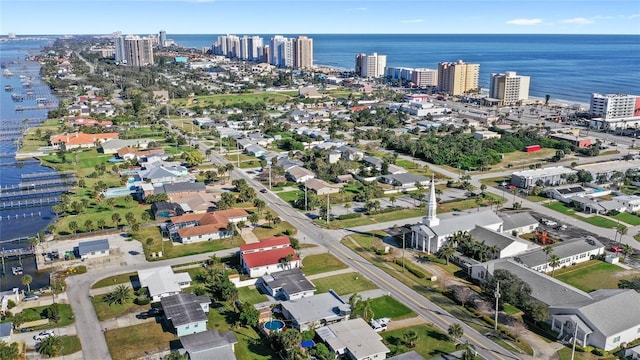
<box><xmin>411</xmin><ymin>68</ymin><xmax>438</xmax><ymax>88</ymax></box>
<box><xmin>355</xmin><ymin>53</ymin><xmax>386</xmax><ymax>78</ymax></box>
<box><xmin>489</xmin><ymin>71</ymin><xmax>530</xmax><ymax>106</ymax></box>
<box><xmin>294</xmin><ymin>36</ymin><xmax>314</xmax><ymax>69</ymax></box>
<box><xmin>589</xmin><ymin>93</ymin><xmax>640</xmax><ymax>129</ymax></box>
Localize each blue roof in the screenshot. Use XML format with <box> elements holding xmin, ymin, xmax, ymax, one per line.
<box><xmin>300</xmin><ymin>340</ymin><xmax>315</xmax><ymax>348</ymax></box>
<box><xmin>78</xmin><ymin>239</ymin><xmax>109</xmax><ymax>255</ymax></box>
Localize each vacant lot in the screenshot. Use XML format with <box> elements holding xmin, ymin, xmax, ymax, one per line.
<box><xmin>368</xmin><ymin>295</ymin><xmax>416</xmax><ymax>320</ymax></box>
<box><xmin>312</xmin><ymin>273</ymin><xmax>378</xmax><ymax>295</ymax></box>
<box><xmin>105</xmin><ymin>323</ymin><xmax>177</xmax><ymax>360</ymax></box>
<box><xmin>612</xmin><ymin>212</ymin><xmax>640</xmax><ymax>226</ymax></box>
<box><xmin>302</xmin><ymin>253</ymin><xmax>348</xmax><ymax>276</ymax></box>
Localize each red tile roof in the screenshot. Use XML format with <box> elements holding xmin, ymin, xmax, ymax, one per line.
<box><xmin>240</xmin><ymin>236</ymin><xmax>291</xmax><ymax>253</ymax></box>
<box><xmin>50</xmin><ymin>132</ymin><xmax>119</xmax><ymax>146</ymax></box>
<box><xmin>242</xmin><ymin>246</ymin><xmax>298</xmax><ymax>269</ymax></box>
<box><xmin>178</xmin><ymin>224</ymin><xmax>226</xmax><ymax>238</ymax></box>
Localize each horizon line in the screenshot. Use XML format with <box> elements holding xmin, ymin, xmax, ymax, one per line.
<box><xmin>3</xmin><ymin>32</ymin><xmax>640</xmax><ymax>36</ymax></box>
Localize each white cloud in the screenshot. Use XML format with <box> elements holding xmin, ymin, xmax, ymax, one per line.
<box><xmin>562</xmin><ymin>17</ymin><xmax>594</xmax><ymax>25</ymax></box>
<box><xmin>629</xmin><ymin>14</ymin><xmax>640</xmax><ymax>19</ymax></box>
<box><xmin>400</xmin><ymin>19</ymin><xmax>424</xmax><ymax>24</ymax></box>
<box><xmin>506</xmin><ymin>18</ymin><xmax>543</xmax><ymax>26</ymax></box>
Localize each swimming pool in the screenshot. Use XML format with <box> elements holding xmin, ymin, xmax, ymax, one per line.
<box><xmin>263</xmin><ymin>319</ymin><xmax>285</xmax><ymax>332</ymax></box>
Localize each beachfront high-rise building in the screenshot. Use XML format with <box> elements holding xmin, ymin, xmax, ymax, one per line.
<box><xmin>437</xmin><ymin>60</ymin><xmax>480</xmax><ymax>95</ymax></box>
<box><xmin>411</xmin><ymin>69</ymin><xmax>438</xmax><ymax>88</ymax></box>
<box><xmin>114</xmin><ymin>35</ymin><xmax>154</xmax><ymax>66</ymax></box>
<box><xmin>159</xmin><ymin>30</ymin><xmax>167</xmax><ymax>47</ymax></box>
<box><xmin>355</xmin><ymin>53</ymin><xmax>386</xmax><ymax>78</ymax></box>
<box><xmin>489</xmin><ymin>71</ymin><xmax>530</xmax><ymax>106</ymax></box>
<box><xmin>293</xmin><ymin>36</ymin><xmax>314</xmax><ymax>69</ymax></box>
<box><xmin>590</xmin><ymin>93</ymin><xmax>640</xmax><ymax>120</ymax></box>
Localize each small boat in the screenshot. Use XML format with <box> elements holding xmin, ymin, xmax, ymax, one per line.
<box><xmin>12</xmin><ymin>266</ymin><xmax>23</xmax><ymax>275</ymax></box>
<box><xmin>4</xmin><ymin>85</ymin><xmax>13</xmax><ymax>91</ymax></box>
<box><xmin>3</xmin><ymin>69</ymin><xmax>13</xmax><ymax>77</ymax></box>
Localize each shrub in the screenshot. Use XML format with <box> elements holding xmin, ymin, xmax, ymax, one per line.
<box><xmin>592</xmin><ymin>348</ymin><xmax>607</xmax><ymax>356</ymax></box>
<box><xmin>394</xmin><ymin>258</ymin><xmax>426</xmax><ymax>278</ymax></box>
<box><xmin>134</xmin><ymin>297</ymin><xmax>150</xmax><ymax>306</ymax></box>
<box><xmin>338</xmin><ymin>213</ymin><xmax>362</xmax><ymax>220</ymax></box>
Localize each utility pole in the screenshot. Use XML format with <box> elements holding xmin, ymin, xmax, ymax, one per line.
<box><xmin>570</xmin><ymin>320</ymin><xmax>579</xmax><ymax>360</ymax></box>
<box><xmin>304</xmin><ymin>185</ymin><xmax>308</xmax><ymax>212</ymax></box>
<box><xmin>268</xmin><ymin>163</ymin><xmax>272</xmax><ymax>190</ymax></box>
<box><xmin>236</xmin><ymin>141</ymin><xmax>240</xmax><ymax>167</ymax></box>
<box><xmin>494</xmin><ymin>281</ymin><xmax>500</xmax><ymax>332</ymax></box>
<box><xmin>326</xmin><ymin>193</ymin><xmax>330</xmax><ymax>224</ymax></box>
<box><xmin>402</xmin><ymin>230</ymin><xmax>406</xmax><ymax>273</ymax></box>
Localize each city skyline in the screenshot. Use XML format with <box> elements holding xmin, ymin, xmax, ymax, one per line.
<box><xmin>2</xmin><ymin>0</ymin><xmax>639</xmax><ymax>35</ymax></box>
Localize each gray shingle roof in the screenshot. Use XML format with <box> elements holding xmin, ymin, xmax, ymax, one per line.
<box><xmin>180</xmin><ymin>330</ymin><xmax>237</xmax><ymax>360</ymax></box>
<box><xmin>261</xmin><ymin>268</ymin><xmax>316</xmax><ymax>296</ymax></box>
<box><xmin>500</xmin><ymin>212</ymin><xmax>539</xmax><ymax>232</ymax></box>
<box><xmin>470</xmin><ymin>226</ymin><xmax>516</xmax><ymax>251</ymax></box>
<box><xmin>380</xmin><ymin>173</ymin><xmax>429</xmax><ymax>186</ymax></box>
<box><xmin>281</xmin><ymin>292</ymin><xmax>347</xmax><ymax>325</ymax></box>
<box><xmin>162</xmin><ymin>182</ymin><xmax>206</xmax><ymax>194</ymax></box>
<box><xmin>161</xmin><ymin>293</ymin><xmax>210</xmax><ymax>327</ymax></box>
<box><xmin>517</xmin><ymin>238</ymin><xmax>604</xmax><ymax>268</ymax></box>
<box><xmin>430</xmin><ymin>211</ymin><xmax>503</xmax><ymax>237</ymax></box>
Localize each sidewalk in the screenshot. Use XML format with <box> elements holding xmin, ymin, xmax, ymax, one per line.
<box><xmin>306</xmin><ymin>267</ymin><xmax>355</xmax><ymax>280</ymax></box>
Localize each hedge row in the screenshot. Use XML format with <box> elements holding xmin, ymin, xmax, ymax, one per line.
<box><xmin>337</xmin><ymin>213</ymin><xmax>362</xmax><ymax>220</ymax></box>
<box><xmin>394</xmin><ymin>258</ymin><xmax>426</xmax><ymax>279</ymax></box>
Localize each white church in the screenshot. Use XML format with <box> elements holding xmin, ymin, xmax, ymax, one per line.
<box><xmin>411</xmin><ymin>177</ymin><xmax>506</xmax><ymax>254</ymax></box>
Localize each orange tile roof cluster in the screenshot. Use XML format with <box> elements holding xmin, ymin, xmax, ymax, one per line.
<box><xmin>171</xmin><ymin>209</ymin><xmax>249</xmax><ymax>239</ymax></box>
<box><xmin>50</xmin><ymin>132</ymin><xmax>119</xmax><ymax>146</ymax></box>
<box><xmin>242</xmin><ymin>247</ymin><xmax>298</xmax><ymax>269</ymax></box>
<box><xmin>240</xmin><ymin>236</ymin><xmax>291</xmax><ymax>253</ymax></box>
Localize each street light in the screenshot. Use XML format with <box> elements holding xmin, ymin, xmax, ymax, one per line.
<box><xmin>494</xmin><ymin>281</ymin><xmax>500</xmax><ymax>332</ymax></box>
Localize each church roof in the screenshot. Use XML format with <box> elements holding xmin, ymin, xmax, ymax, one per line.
<box><xmin>429</xmin><ymin>211</ymin><xmax>503</xmax><ymax>237</ymax></box>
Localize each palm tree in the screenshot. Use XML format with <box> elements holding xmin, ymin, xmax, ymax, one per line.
<box><xmin>265</xmin><ymin>213</ymin><xmax>273</xmax><ymax>227</ymax></box>
<box><xmin>622</xmin><ymin>244</ymin><xmax>634</xmax><ymax>262</ymax></box>
<box><xmin>348</xmin><ymin>293</ymin><xmax>362</xmax><ymax>310</ymax></box>
<box><xmin>448</xmin><ymin>323</ymin><xmax>464</xmax><ymax>343</ymax></box>
<box><xmin>543</xmin><ymin>245</ymin><xmax>554</xmax><ymax>264</ymax></box>
<box><xmin>549</xmin><ymin>254</ymin><xmax>561</xmax><ymax>277</ymax></box>
<box><xmin>105</xmin><ymin>284</ymin><xmax>132</xmax><ymax>306</ymax></box>
<box><xmin>22</xmin><ymin>275</ymin><xmax>33</xmax><ymax>294</ymax></box>
<box><xmin>361</xmin><ymin>299</ymin><xmax>374</xmax><ymax>322</ymax></box>
<box><xmin>248</xmin><ymin>213</ymin><xmax>259</xmax><ymax>227</ymax></box>
<box><xmin>436</xmin><ymin>243</ymin><xmax>456</xmax><ymax>265</ymax></box>
<box><xmin>616</xmin><ymin>224</ymin><xmax>628</xmax><ymax>244</ymax></box>
<box><xmin>37</xmin><ymin>335</ymin><xmax>63</xmax><ymax>358</ymax></box>
<box><xmin>389</xmin><ymin>196</ymin><xmax>396</xmax><ymax>208</ymax></box>
<box><xmin>456</xmin><ymin>340</ymin><xmax>477</xmax><ymax>360</ymax></box>
<box><xmin>403</xmin><ymin>329</ymin><xmax>419</xmax><ymax>348</ymax></box>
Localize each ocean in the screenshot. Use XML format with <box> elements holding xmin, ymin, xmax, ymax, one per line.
<box><xmin>170</xmin><ymin>33</ymin><xmax>640</xmax><ymax>104</ymax></box>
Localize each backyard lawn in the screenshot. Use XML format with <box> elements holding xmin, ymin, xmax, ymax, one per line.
<box><xmin>237</xmin><ymin>287</ymin><xmax>268</xmax><ymax>304</ymax></box>
<box><xmin>301</xmin><ymin>253</ymin><xmax>348</xmax><ymax>276</ymax></box>
<box><xmin>277</xmin><ymin>190</ymin><xmax>301</xmax><ymax>203</ymax></box>
<box><xmin>368</xmin><ymin>295</ymin><xmax>416</xmax><ymax>320</ymax></box>
<box><xmin>382</xmin><ymin>324</ymin><xmax>457</xmax><ymax>358</ymax></box>
<box><xmin>554</xmin><ymin>260</ymin><xmax>638</xmax><ymax>292</ymax></box>
<box><xmin>60</xmin><ymin>335</ymin><xmax>82</xmax><ymax>355</ymax></box>
<box><xmin>312</xmin><ymin>273</ymin><xmax>378</xmax><ymax>295</ymax></box>
<box><xmin>18</xmin><ymin>304</ymin><xmax>76</xmax><ymax>330</ymax></box>
<box><xmin>105</xmin><ymin>323</ymin><xmax>178</xmax><ymax>360</ymax></box>
<box><xmin>252</xmin><ymin>221</ymin><xmax>296</xmax><ymax>239</ymax></box>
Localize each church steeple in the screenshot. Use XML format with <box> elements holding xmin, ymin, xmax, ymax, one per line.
<box><xmin>424</xmin><ymin>174</ymin><xmax>439</xmax><ymax>227</ymax></box>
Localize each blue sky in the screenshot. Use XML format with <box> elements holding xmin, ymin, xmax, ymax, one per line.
<box><xmin>2</xmin><ymin>0</ymin><xmax>639</xmax><ymax>35</ymax></box>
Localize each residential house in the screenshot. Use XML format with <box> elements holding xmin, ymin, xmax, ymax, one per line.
<box><xmin>117</xmin><ymin>147</ymin><xmax>165</xmax><ymax>161</ymax></box>
<box><xmin>613</xmin><ymin>195</ymin><xmax>640</xmax><ymax>212</ymax></box>
<box><xmin>363</xmin><ymin>156</ymin><xmax>384</xmax><ymax>171</ymax></box>
<box><xmin>180</xmin><ymin>330</ymin><xmax>238</xmax><ymax>360</ymax></box>
<box><xmin>151</xmin><ymin>201</ymin><xmax>183</xmax><ymax>219</ymax></box>
<box><xmin>299</xmin><ymin>86</ymin><xmax>322</xmax><ymax>99</ymax></box>
<box><xmin>328</xmin><ymin>150</ymin><xmax>341</xmax><ymax>164</ymax></box>
<box><xmin>171</xmin><ymin>193</ymin><xmax>220</xmax><ymax>214</ymax></box>
<box><xmin>625</xmin><ymin>344</ymin><xmax>640</xmax><ymax>360</ymax></box>
<box><xmin>574</xmin><ymin>160</ymin><xmax>640</xmax><ymax>183</ymax></box>
<box><xmin>157</xmin><ymin>182</ymin><xmax>207</xmax><ymax>200</ymax></box>
<box><xmin>101</xmin><ymin>138</ymin><xmax>154</xmax><ymax>154</ymax></box>
<box><xmin>387</xmin><ymin>164</ymin><xmax>408</xmax><ymax>175</ymax></box>
<box><xmin>304</xmin><ymin>178</ymin><xmax>343</xmax><ymax>196</ymax></box>
<box><xmin>280</xmin><ymin>291</ymin><xmax>351</xmax><ymax>332</ymax></box>
<box><xmin>387</xmin><ymin>351</ymin><xmax>426</xmax><ymax>360</ymax></box>
<box><xmin>240</xmin><ymin>236</ymin><xmax>300</xmax><ymax>277</ymax></box>
<box><xmin>499</xmin><ymin>212</ymin><xmax>540</xmax><ymax>235</ymax></box>
<box><xmin>161</xmin><ymin>293</ymin><xmax>211</xmax><ymax>337</ymax></box>
<box><xmin>168</xmin><ymin>209</ymin><xmax>249</xmax><ymax>244</ymax></box>
<box><xmin>245</xmin><ymin>144</ymin><xmax>268</xmax><ymax>158</ymax></box>
<box><xmin>76</xmin><ymin>239</ymin><xmax>110</xmax><ymax>259</ymax></box>
<box><xmin>0</xmin><ymin>322</ymin><xmax>13</xmax><ymax>343</ymax></box>
<box><xmin>316</xmin><ymin>318</ymin><xmax>390</xmax><ymax>360</ymax></box>
<box><xmin>337</xmin><ymin>146</ymin><xmax>364</xmax><ymax>161</ymax></box>
<box><xmin>286</xmin><ymin>166</ymin><xmax>316</xmax><ymax>183</ymax></box>
<box><xmin>570</xmin><ymin>197</ymin><xmax>624</xmax><ymax>215</ymax></box>
<box><xmin>260</xmin><ymin>268</ymin><xmax>316</xmax><ymax>300</ymax></box>
<box><xmin>379</xmin><ymin>173</ymin><xmax>430</xmax><ymax>188</ymax></box>
<box><xmin>0</xmin><ymin>288</ymin><xmax>20</xmax><ymax>313</ymax></box>
<box><xmin>516</xmin><ymin>237</ymin><xmax>604</xmax><ymax>273</ymax></box>
<box><xmin>50</xmin><ymin>132</ymin><xmax>119</xmax><ymax>150</ymax></box>
<box><xmin>546</xmin><ymin>186</ymin><xmax>590</xmax><ymax>204</ymax></box>
<box><xmin>474</xmin><ymin>130</ymin><xmax>501</xmax><ymax>140</ymax></box>
<box><xmin>138</xmin><ymin>266</ymin><xmax>192</xmax><ymax>302</ymax></box>
<box><xmin>336</xmin><ymin>174</ymin><xmax>354</xmax><ymax>183</ymax></box>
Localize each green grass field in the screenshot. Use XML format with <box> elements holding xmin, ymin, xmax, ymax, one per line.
<box><xmin>301</xmin><ymin>253</ymin><xmax>348</xmax><ymax>276</ymax></box>
<box><xmin>368</xmin><ymin>295</ymin><xmax>416</xmax><ymax>320</ymax></box>
<box><xmin>60</xmin><ymin>335</ymin><xmax>82</xmax><ymax>355</ymax></box>
<box><xmin>92</xmin><ymin>295</ymin><xmax>147</xmax><ymax>321</ymax></box>
<box><xmin>554</xmin><ymin>260</ymin><xmax>636</xmax><ymax>292</ymax></box>
<box><xmin>252</xmin><ymin>221</ymin><xmax>296</xmax><ymax>239</ymax></box>
<box><xmin>172</xmin><ymin>92</ymin><xmax>294</xmax><ymax>108</ymax></box>
<box><xmin>312</xmin><ymin>273</ymin><xmax>378</xmax><ymax>295</ymax></box>
<box><xmin>612</xmin><ymin>212</ymin><xmax>640</xmax><ymax>226</ymax></box>
<box><xmin>92</xmin><ymin>272</ymin><xmax>138</xmax><ymax>289</ymax></box>
<box><xmin>18</xmin><ymin>304</ymin><xmax>75</xmax><ymax>330</ymax></box>
<box><xmin>237</xmin><ymin>287</ymin><xmax>268</xmax><ymax>304</ymax></box>
<box><xmin>277</xmin><ymin>190</ymin><xmax>301</xmax><ymax>203</ymax></box>
<box><xmin>381</xmin><ymin>324</ymin><xmax>456</xmax><ymax>358</ymax></box>
<box><xmin>545</xmin><ymin>202</ymin><xmax>619</xmax><ymax>229</ymax></box>
<box><xmin>105</xmin><ymin>323</ymin><xmax>178</xmax><ymax>360</ymax></box>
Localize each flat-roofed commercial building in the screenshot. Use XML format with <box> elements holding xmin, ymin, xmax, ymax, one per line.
<box><xmin>589</xmin><ymin>93</ymin><xmax>640</xmax><ymax>130</ymax></box>
<box><xmin>510</xmin><ymin>166</ymin><xmax>576</xmax><ymax>188</ymax></box>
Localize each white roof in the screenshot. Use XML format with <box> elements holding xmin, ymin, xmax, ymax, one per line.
<box><xmin>316</xmin><ymin>318</ymin><xmax>389</xmax><ymax>359</ymax></box>
<box><xmin>138</xmin><ymin>266</ymin><xmax>191</xmax><ymax>298</ymax></box>
<box><xmin>512</xmin><ymin>166</ymin><xmax>575</xmax><ymax>179</ymax></box>
<box><xmin>575</xmin><ymin>159</ymin><xmax>640</xmax><ymax>173</ymax></box>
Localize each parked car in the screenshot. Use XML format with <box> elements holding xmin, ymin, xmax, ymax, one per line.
<box><xmin>610</xmin><ymin>246</ymin><xmax>623</xmax><ymax>253</ymax></box>
<box><xmin>260</xmin><ymin>188</ymin><xmax>268</xmax><ymax>193</ymax></box>
<box><xmin>148</xmin><ymin>308</ymin><xmax>164</xmax><ymax>316</ymax></box>
<box><xmin>370</xmin><ymin>318</ymin><xmax>390</xmax><ymax>332</ymax></box>
<box><xmin>33</xmin><ymin>330</ymin><xmax>55</xmax><ymax>341</ymax></box>
<box><xmin>23</xmin><ymin>295</ymin><xmax>39</xmax><ymax>302</ymax></box>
